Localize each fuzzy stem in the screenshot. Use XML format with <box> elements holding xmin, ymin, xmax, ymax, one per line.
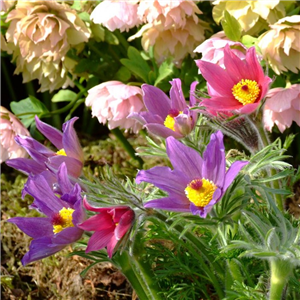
<box><xmin>269</xmin><ymin>259</ymin><xmax>292</xmax><ymax>300</ymax></box>
<box><xmin>111</xmin><ymin>128</ymin><xmax>144</xmax><ymax>169</ymax></box>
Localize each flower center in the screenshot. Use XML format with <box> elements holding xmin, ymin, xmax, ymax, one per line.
<box><xmin>164</xmin><ymin>109</ymin><xmax>182</xmax><ymax>131</ymax></box>
<box><xmin>232</xmin><ymin>79</ymin><xmax>260</xmax><ymax>105</ymax></box>
<box><xmin>52</xmin><ymin>207</ymin><xmax>75</xmax><ymax>234</ymax></box>
<box><xmin>185</xmin><ymin>178</ymin><xmax>217</xmax><ymax>207</ymax></box>
<box><xmin>56</xmin><ymin>148</ymin><xmax>67</xmax><ymax>156</ymax></box>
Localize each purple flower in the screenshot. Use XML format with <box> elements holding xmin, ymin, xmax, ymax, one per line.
<box><xmin>6</xmin><ymin>116</ymin><xmax>84</xmax><ymax>178</ymax></box>
<box><xmin>78</xmin><ymin>198</ymin><xmax>135</xmax><ymax>258</ymax></box>
<box><xmin>129</xmin><ymin>78</ymin><xmax>198</xmax><ymax>139</ymax></box>
<box><xmin>8</xmin><ymin>163</ymin><xmax>85</xmax><ymax>265</ymax></box>
<box><xmin>136</xmin><ymin>131</ymin><xmax>248</xmax><ymax>217</ymax></box>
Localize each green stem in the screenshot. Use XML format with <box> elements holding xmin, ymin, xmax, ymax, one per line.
<box><xmin>111</xmin><ymin>128</ymin><xmax>144</xmax><ymax>169</ymax></box>
<box><xmin>114</xmin><ymin>30</ymin><xmax>130</xmax><ymax>51</ymax></box>
<box><xmin>269</xmin><ymin>259</ymin><xmax>292</xmax><ymax>300</ymax></box>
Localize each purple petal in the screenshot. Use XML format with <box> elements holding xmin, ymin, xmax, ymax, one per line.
<box><xmin>169</xmin><ymin>79</ymin><xmax>187</xmax><ymax>111</ymax></box>
<box><xmin>7</xmin><ymin>217</ymin><xmax>53</xmax><ymax>238</ymax></box>
<box><xmin>144</xmin><ymin>196</ymin><xmax>190</xmax><ymax>212</ymax></box>
<box><xmin>21</xmin><ymin>236</ymin><xmax>65</xmax><ymax>265</ymax></box>
<box><xmin>202</xmin><ymin>131</ymin><xmax>226</xmax><ymax>187</ymax></box>
<box><xmin>136</xmin><ymin>111</ymin><xmax>165</xmax><ymax>124</ymax></box>
<box><xmin>62</xmin><ymin>117</ymin><xmax>84</xmax><ymax>163</ymax></box>
<box><xmin>6</xmin><ymin>158</ymin><xmax>45</xmax><ymax>175</ymax></box>
<box><xmin>145</xmin><ymin>123</ymin><xmax>183</xmax><ymax>139</ymax></box>
<box><xmin>142</xmin><ymin>84</ymin><xmax>171</xmax><ymax>118</ymax></box>
<box><xmin>86</xmin><ymin>229</ymin><xmax>114</xmax><ymax>253</ymax></box>
<box><xmin>166</xmin><ymin>136</ymin><xmax>203</xmax><ymax>180</ymax></box>
<box><xmin>71</xmin><ymin>196</ymin><xmax>86</xmax><ymax>224</ymax></box>
<box><xmin>136</xmin><ymin>166</ymin><xmax>188</xmax><ymax>196</ymax></box>
<box><xmin>57</xmin><ymin>162</ymin><xmax>73</xmax><ymax>194</ymax></box>
<box><xmin>51</xmin><ymin>227</ymin><xmax>83</xmax><ymax>245</ymax></box>
<box><xmin>46</xmin><ymin>156</ymin><xmax>83</xmax><ymax>178</ymax></box>
<box><xmin>61</xmin><ymin>183</ymin><xmax>82</xmax><ymax>206</ymax></box>
<box><xmin>35</xmin><ymin>116</ymin><xmax>63</xmax><ymax>150</ymax></box>
<box><xmin>223</xmin><ymin>161</ymin><xmax>249</xmax><ymax>191</ymax></box>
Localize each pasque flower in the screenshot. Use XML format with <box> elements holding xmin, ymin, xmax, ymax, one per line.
<box><xmin>136</xmin><ymin>131</ymin><xmax>248</xmax><ymax>218</ymax></box>
<box><xmin>0</xmin><ymin>106</ymin><xmax>30</xmax><ymax>163</ymax></box>
<box><xmin>8</xmin><ymin>163</ymin><xmax>85</xmax><ymax>265</ymax></box>
<box><xmin>196</xmin><ymin>45</ymin><xmax>272</xmax><ymax>114</ymax></box>
<box><xmin>85</xmin><ymin>81</ymin><xmax>145</xmax><ymax>133</ymax></box>
<box><xmin>91</xmin><ymin>0</ymin><xmax>141</xmax><ymax>32</ymax></box>
<box><xmin>129</xmin><ymin>78</ymin><xmax>197</xmax><ymax>139</ymax></box>
<box><xmin>6</xmin><ymin>116</ymin><xmax>84</xmax><ymax>178</ymax></box>
<box><xmin>263</xmin><ymin>84</ymin><xmax>300</xmax><ymax>133</ymax></box>
<box><xmin>78</xmin><ymin>198</ymin><xmax>135</xmax><ymax>258</ymax></box>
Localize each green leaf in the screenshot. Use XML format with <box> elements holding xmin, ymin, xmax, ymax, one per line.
<box><xmin>241</xmin><ymin>35</ymin><xmax>257</xmax><ymax>48</ymax></box>
<box><xmin>105</xmin><ymin>29</ymin><xmax>119</xmax><ymax>45</ymax></box>
<box><xmin>90</xmin><ymin>23</ymin><xmax>105</xmax><ymax>42</ymax></box>
<box><xmin>154</xmin><ymin>60</ymin><xmax>174</xmax><ymax>86</ymax></box>
<box><xmin>221</xmin><ymin>10</ymin><xmax>242</xmax><ymax>42</ymax></box>
<box><xmin>52</xmin><ymin>90</ymin><xmax>77</xmax><ymax>103</ymax></box>
<box><xmin>115</xmin><ymin>66</ymin><xmax>131</xmax><ymax>82</ymax></box>
<box><xmin>10</xmin><ymin>96</ymin><xmax>49</xmax><ymax>127</ymax></box>
<box><xmin>78</xmin><ymin>11</ymin><xmax>90</xmax><ymax>22</ymax></box>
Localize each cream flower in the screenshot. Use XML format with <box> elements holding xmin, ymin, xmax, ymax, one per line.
<box><xmin>5</xmin><ymin>0</ymin><xmax>90</xmax><ymax>92</ymax></box>
<box><xmin>86</xmin><ymin>81</ymin><xmax>145</xmax><ymax>133</ymax></box>
<box><xmin>212</xmin><ymin>0</ymin><xmax>289</xmax><ymax>35</ymax></box>
<box><xmin>0</xmin><ymin>106</ymin><xmax>30</xmax><ymax>163</ymax></box>
<box><xmin>137</xmin><ymin>0</ymin><xmax>201</xmax><ymax>29</ymax></box>
<box><xmin>258</xmin><ymin>15</ymin><xmax>300</xmax><ymax>75</ymax></box>
<box><xmin>263</xmin><ymin>84</ymin><xmax>300</xmax><ymax>133</ymax></box>
<box><xmin>130</xmin><ymin>17</ymin><xmax>209</xmax><ymax>65</ymax></box>
<box><xmin>91</xmin><ymin>0</ymin><xmax>141</xmax><ymax>32</ymax></box>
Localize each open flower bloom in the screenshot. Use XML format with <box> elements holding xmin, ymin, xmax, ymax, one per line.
<box><xmin>6</xmin><ymin>116</ymin><xmax>84</xmax><ymax>178</ymax></box>
<box><xmin>194</xmin><ymin>31</ymin><xmax>247</xmax><ymax>72</ymax></box>
<box><xmin>86</xmin><ymin>81</ymin><xmax>145</xmax><ymax>133</ymax></box>
<box><xmin>78</xmin><ymin>198</ymin><xmax>135</xmax><ymax>258</ymax></box>
<box><xmin>91</xmin><ymin>0</ymin><xmax>141</xmax><ymax>32</ymax></box>
<box><xmin>197</xmin><ymin>45</ymin><xmax>272</xmax><ymax>114</ymax></box>
<box><xmin>129</xmin><ymin>78</ymin><xmax>197</xmax><ymax>139</ymax></box>
<box><xmin>263</xmin><ymin>84</ymin><xmax>300</xmax><ymax>133</ymax></box>
<box><xmin>258</xmin><ymin>15</ymin><xmax>300</xmax><ymax>75</ymax></box>
<box><xmin>136</xmin><ymin>131</ymin><xmax>248</xmax><ymax>218</ymax></box>
<box><xmin>0</xmin><ymin>106</ymin><xmax>30</xmax><ymax>163</ymax></box>
<box><xmin>8</xmin><ymin>163</ymin><xmax>85</xmax><ymax>265</ymax></box>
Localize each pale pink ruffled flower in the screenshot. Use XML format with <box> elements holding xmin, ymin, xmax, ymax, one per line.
<box><xmin>91</xmin><ymin>0</ymin><xmax>141</xmax><ymax>32</ymax></box>
<box><xmin>0</xmin><ymin>106</ymin><xmax>30</xmax><ymax>163</ymax></box>
<box><xmin>86</xmin><ymin>81</ymin><xmax>145</xmax><ymax>133</ymax></box>
<box><xmin>137</xmin><ymin>0</ymin><xmax>201</xmax><ymax>29</ymax></box>
<box><xmin>263</xmin><ymin>84</ymin><xmax>300</xmax><ymax>133</ymax></box>
<box><xmin>5</xmin><ymin>0</ymin><xmax>90</xmax><ymax>92</ymax></box>
<box><xmin>258</xmin><ymin>15</ymin><xmax>300</xmax><ymax>75</ymax></box>
<box><xmin>194</xmin><ymin>31</ymin><xmax>247</xmax><ymax>73</ymax></box>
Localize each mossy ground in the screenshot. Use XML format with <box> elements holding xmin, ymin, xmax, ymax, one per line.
<box><xmin>1</xmin><ymin>133</ymin><xmax>164</xmax><ymax>300</ymax></box>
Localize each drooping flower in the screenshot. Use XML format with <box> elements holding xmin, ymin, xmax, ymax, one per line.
<box><xmin>6</xmin><ymin>116</ymin><xmax>84</xmax><ymax>178</ymax></box>
<box><xmin>136</xmin><ymin>131</ymin><xmax>248</xmax><ymax>218</ymax></box>
<box><xmin>137</xmin><ymin>0</ymin><xmax>201</xmax><ymax>29</ymax></box>
<box><xmin>8</xmin><ymin>163</ymin><xmax>85</xmax><ymax>265</ymax></box>
<box><xmin>78</xmin><ymin>198</ymin><xmax>135</xmax><ymax>258</ymax></box>
<box><xmin>263</xmin><ymin>84</ymin><xmax>300</xmax><ymax>133</ymax></box>
<box><xmin>194</xmin><ymin>31</ymin><xmax>247</xmax><ymax>72</ymax></box>
<box><xmin>212</xmin><ymin>0</ymin><xmax>288</xmax><ymax>35</ymax></box>
<box><xmin>85</xmin><ymin>81</ymin><xmax>145</xmax><ymax>133</ymax></box>
<box><xmin>196</xmin><ymin>45</ymin><xmax>272</xmax><ymax>114</ymax></box>
<box><xmin>5</xmin><ymin>0</ymin><xmax>90</xmax><ymax>92</ymax></box>
<box><xmin>129</xmin><ymin>78</ymin><xmax>198</xmax><ymax>139</ymax></box>
<box><xmin>91</xmin><ymin>0</ymin><xmax>141</xmax><ymax>32</ymax></box>
<box><xmin>258</xmin><ymin>15</ymin><xmax>300</xmax><ymax>75</ymax></box>
<box><xmin>0</xmin><ymin>106</ymin><xmax>30</xmax><ymax>163</ymax></box>
<box><xmin>129</xmin><ymin>17</ymin><xmax>209</xmax><ymax>65</ymax></box>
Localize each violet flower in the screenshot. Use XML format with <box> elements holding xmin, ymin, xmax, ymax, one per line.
<box><xmin>8</xmin><ymin>163</ymin><xmax>85</xmax><ymax>265</ymax></box>
<box><xmin>129</xmin><ymin>78</ymin><xmax>198</xmax><ymax>139</ymax></box>
<box><xmin>136</xmin><ymin>131</ymin><xmax>248</xmax><ymax>218</ymax></box>
<box><xmin>6</xmin><ymin>116</ymin><xmax>84</xmax><ymax>178</ymax></box>
<box><xmin>78</xmin><ymin>198</ymin><xmax>135</xmax><ymax>258</ymax></box>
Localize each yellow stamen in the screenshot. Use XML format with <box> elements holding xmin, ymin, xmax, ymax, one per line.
<box><xmin>52</xmin><ymin>207</ymin><xmax>75</xmax><ymax>234</ymax></box>
<box><xmin>232</xmin><ymin>79</ymin><xmax>260</xmax><ymax>105</ymax></box>
<box><xmin>56</xmin><ymin>148</ymin><xmax>67</xmax><ymax>156</ymax></box>
<box><xmin>164</xmin><ymin>111</ymin><xmax>183</xmax><ymax>131</ymax></box>
<box><xmin>185</xmin><ymin>178</ymin><xmax>217</xmax><ymax>207</ymax></box>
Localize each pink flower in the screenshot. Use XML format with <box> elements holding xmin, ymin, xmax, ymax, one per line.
<box><xmin>196</xmin><ymin>45</ymin><xmax>272</xmax><ymax>114</ymax></box>
<box><xmin>194</xmin><ymin>31</ymin><xmax>247</xmax><ymax>73</ymax></box>
<box><xmin>0</xmin><ymin>106</ymin><xmax>30</xmax><ymax>163</ymax></box>
<box><xmin>78</xmin><ymin>197</ymin><xmax>135</xmax><ymax>258</ymax></box>
<box><xmin>263</xmin><ymin>84</ymin><xmax>300</xmax><ymax>133</ymax></box>
<box><xmin>91</xmin><ymin>0</ymin><xmax>141</xmax><ymax>32</ymax></box>
<box><xmin>85</xmin><ymin>81</ymin><xmax>145</xmax><ymax>133</ymax></box>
